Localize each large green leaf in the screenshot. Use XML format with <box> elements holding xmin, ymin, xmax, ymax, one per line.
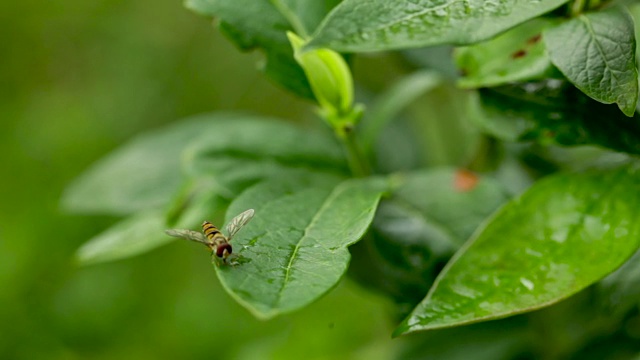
<box><xmin>185</xmin><ymin>0</ymin><xmax>341</xmax><ymax>98</ymax></box>
<box><xmin>395</xmin><ymin>165</ymin><xmax>640</xmax><ymax>335</ymax></box>
<box><xmin>544</xmin><ymin>6</ymin><xmax>638</xmax><ymax>117</ymax></box>
<box><xmin>213</xmin><ymin>176</ymin><xmax>387</xmax><ymax>319</ymax></box>
<box><xmin>306</xmin><ymin>0</ymin><xmax>569</xmax><ymax>52</ymax></box>
<box><xmin>456</xmin><ymin>18</ymin><xmax>557</xmax><ymax>89</ymax></box>
<box><xmin>477</xmin><ymin>80</ymin><xmax>640</xmax><ymax>155</ymax></box>
<box><xmin>184</xmin><ymin>117</ymin><xmax>347</xmax><ymax>196</ymax></box>
<box><xmin>76</xmin><ymin>211</ymin><xmax>170</xmax><ymax>266</ymax></box>
<box><xmin>62</xmin><ymin>113</ymin><xmax>245</xmax><ymax>215</ymax></box>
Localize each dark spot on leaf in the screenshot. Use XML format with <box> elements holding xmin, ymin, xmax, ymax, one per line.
<box><xmin>511</xmin><ymin>49</ymin><xmax>527</xmax><ymax>59</ymax></box>
<box><xmin>459</xmin><ymin>68</ymin><xmax>468</xmax><ymax>77</ymax></box>
<box><xmin>454</xmin><ymin>169</ymin><xmax>479</xmax><ymax>192</ymax></box>
<box><xmin>527</xmin><ymin>34</ymin><xmax>542</xmax><ymax>45</ymax></box>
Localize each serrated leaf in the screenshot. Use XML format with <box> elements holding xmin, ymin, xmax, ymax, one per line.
<box><xmin>477</xmin><ymin>80</ymin><xmax>640</xmax><ymax>155</ymax></box>
<box><xmin>456</xmin><ymin>18</ymin><xmax>556</xmax><ymax>89</ymax></box>
<box><xmin>307</xmin><ymin>0</ymin><xmax>569</xmax><ymax>52</ymax></box>
<box><xmin>62</xmin><ymin>113</ymin><xmax>245</xmax><ymax>215</ymax></box>
<box><xmin>76</xmin><ymin>211</ymin><xmax>170</xmax><ymax>266</ymax></box>
<box><xmin>184</xmin><ymin>117</ymin><xmax>347</xmax><ymax>196</ymax></box>
<box><xmin>185</xmin><ymin>0</ymin><xmax>341</xmax><ymax>98</ymax></box>
<box><xmin>544</xmin><ymin>6</ymin><xmax>639</xmax><ymax>117</ymax></box>
<box><xmin>212</xmin><ymin>176</ymin><xmax>387</xmax><ymax>319</ymax></box>
<box><xmin>395</xmin><ymin>165</ymin><xmax>640</xmax><ymax>336</ymax></box>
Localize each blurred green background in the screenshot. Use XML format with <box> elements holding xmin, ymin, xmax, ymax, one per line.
<box><xmin>0</xmin><ymin>1</ymin><xmax>400</xmax><ymax>358</ymax></box>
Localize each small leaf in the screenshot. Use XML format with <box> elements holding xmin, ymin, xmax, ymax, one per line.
<box><xmin>185</xmin><ymin>117</ymin><xmax>347</xmax><ymax>196</ymax></box>
<box><xmin>76</xmin><ymin>211</ymin><xmax>170</xmax><ymax>266</ymax></box>
<box><xmin>395</xmin><ymin>165</ymin><xmax>640</xmax><ymax>336</ymax></box>
<box><xmin>477</xmin><ymin>80</ymin><xmax>640</xmax><ymax>155</ymax></box>
<box><xmin>62</xmin><ymin>113</ymin><xmax>244</xmax><ymax>215</ymax></box>
<box><xmin>214</xmin><ymin>176</ymin><xmax>388</xmax><ymax>319</ymax></box>
<box><xmin>307</xmin><ymin>0</ymin><xmax>569</xmax><ymax>52</ymax></box>
<box><xmin>544</xmin><ymin>6</ymin><xmax>639</xmax><ymax>117</ymax></box>
<box><xmin>456</xmin><ymin>18</ymin><xmax>557</xmax><ymax>89</ymax></box>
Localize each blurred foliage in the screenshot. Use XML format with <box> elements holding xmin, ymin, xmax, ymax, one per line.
<box><xmin>0</xmin><ymin>0</ymin><xmax>398</xmax><ymax>358</ymax></box>
<box><xmin>6</xmin><ymin>0</ymin><xmax>640</xmax><ymax>359</ymax></box>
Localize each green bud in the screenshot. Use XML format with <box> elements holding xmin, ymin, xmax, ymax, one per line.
<box><xmin>287</xmin><ymin>32</ymin><xmax>354</xmax><ymax>121</ymax></box>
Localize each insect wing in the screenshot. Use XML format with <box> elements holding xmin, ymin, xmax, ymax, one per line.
<box><xmin>165</xmin><ymin>229</ymin><xmax>208</xmax><ymax>244</ymax></box>
<box><xmin>226</xmin><ymin>209</ymin><xmax>255</xmax><ymax>241</ymax></box>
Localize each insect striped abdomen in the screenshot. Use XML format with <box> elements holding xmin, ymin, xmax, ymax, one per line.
<box><xmin>202</xmin><ymin>221</ymin><xmax>224</xmax><ymax>241</ymax></box>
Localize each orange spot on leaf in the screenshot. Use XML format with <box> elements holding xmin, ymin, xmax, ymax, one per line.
<box><xmin>454</xmin><ymin>169</ymin><xmax>479</xmax><ymax>192</ymax></box>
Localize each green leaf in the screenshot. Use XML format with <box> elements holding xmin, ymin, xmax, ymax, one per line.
<box><xmin>399</xmin><ymin>319</ymin><xmax>529</xmax><ymax>360</ymax></box>
<box><xmin>288</xmin><ymin>32</ymin><xmax>354</xmax><ymax>116</ymax></box>
<box><xmin>213</xmin><ymin>176</ymin><xmax>387</xmax><ymax>319</ymax></box>
<box><xmin>361</xmin><ymin>70</ymin><xmax>443</xmax><ymax>152</ymax></box>
<box><xmin>477</xmin><ymin>80</ymin><xmax>640</xmax><ymax>155</ymax></box>
<box><xmin>185</xmin><ymin>0</ymin><xmax>340</xmax><ymax>98</ymax></box>
<box><xmin>456</xmin><ymin>18</ymin><xmax>557</xmax><ymax>89</ymax></box>
<box><xmin>344</xmin><ymin>168</ymin><xmax>510</xmax><ymax>308</ymax></box>
<box><xmin>76</xmin><ymin>211</ymin><xmax>170</xmax><ymax>266</ymax></box>
<box><xmin>544</xmin><ymin>6</ymin><xmax>639</xmax><ymax>117</ymax></box>
<box><xmin>395</xmin><ymin>165</ymin><xmax>640</xmax><ymax>335</ymax></box>
<box><xmin>184</xmin><ymin>117</ymin><xmax>347</xmax><ymax>196</ymax></box>
<box><xmin>307</xmin><ymin>0</ymin><xmax>569</xmax><ymax>52</ymax></box>
<box><xmin>393</xmin><ymin>168</ymin><xmax>510</xmax><ymax>246</ymax></box>
<box><xmin>62</xmin><ymin>113</ymin><xmax>245</xmax><ymax>215</ymax></box>
<box><xmin>597</xmin><ymin>248</ymin><xmax>640</xmax><ymax>317</ymax></box>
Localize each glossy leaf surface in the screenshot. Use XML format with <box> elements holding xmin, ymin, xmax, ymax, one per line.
<box><xmin>396</xmin><ymin>165</ymin><xmax>640</xmax><ymax>335</ymax></box>
<box><xmin>214</xmin><ymin>176</ymin><xmax>387</xmax><ymax>318</ymax></box>
<box><xmin>307</xmin><ymin>0</ymin><xmax>568</xmax><ymax>52</ymax></box>
<box><xmin>544</xmin><ymin>6</ymin><xmax>638</xmax><ymax>116</ymax></box>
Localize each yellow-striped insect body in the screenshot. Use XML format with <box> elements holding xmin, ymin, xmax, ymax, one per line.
<box><xmin>165</xmin><ymin>209</ymin><xmax>255</xmax><ymax>266</ymax></box>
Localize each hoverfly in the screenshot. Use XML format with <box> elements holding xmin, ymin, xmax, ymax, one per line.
<box><xmin>165</xmin><ymin>209</ymin><xmax>255</xmax><ymax>265</ymax></box>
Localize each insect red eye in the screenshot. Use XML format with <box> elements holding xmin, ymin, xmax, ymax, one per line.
<box><xmin>216</xmin><ymin>243</ymin><xmax>232</xmax><ymax>258</ymax></box>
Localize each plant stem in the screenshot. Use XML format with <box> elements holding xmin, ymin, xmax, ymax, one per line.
<box><xmin>569</xmin><ymin>0</ymin><xmax>586</xmax><ymax>17</ymax></box>
<box><xmin>271</xmin><ymin>0</ymin><xmax>308</xmax><ymax>38</ymax></box>
<box><xmin>336</xmin><ymin>123</ymin><xmax>371</xmax><ymax>177</ymax></box>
